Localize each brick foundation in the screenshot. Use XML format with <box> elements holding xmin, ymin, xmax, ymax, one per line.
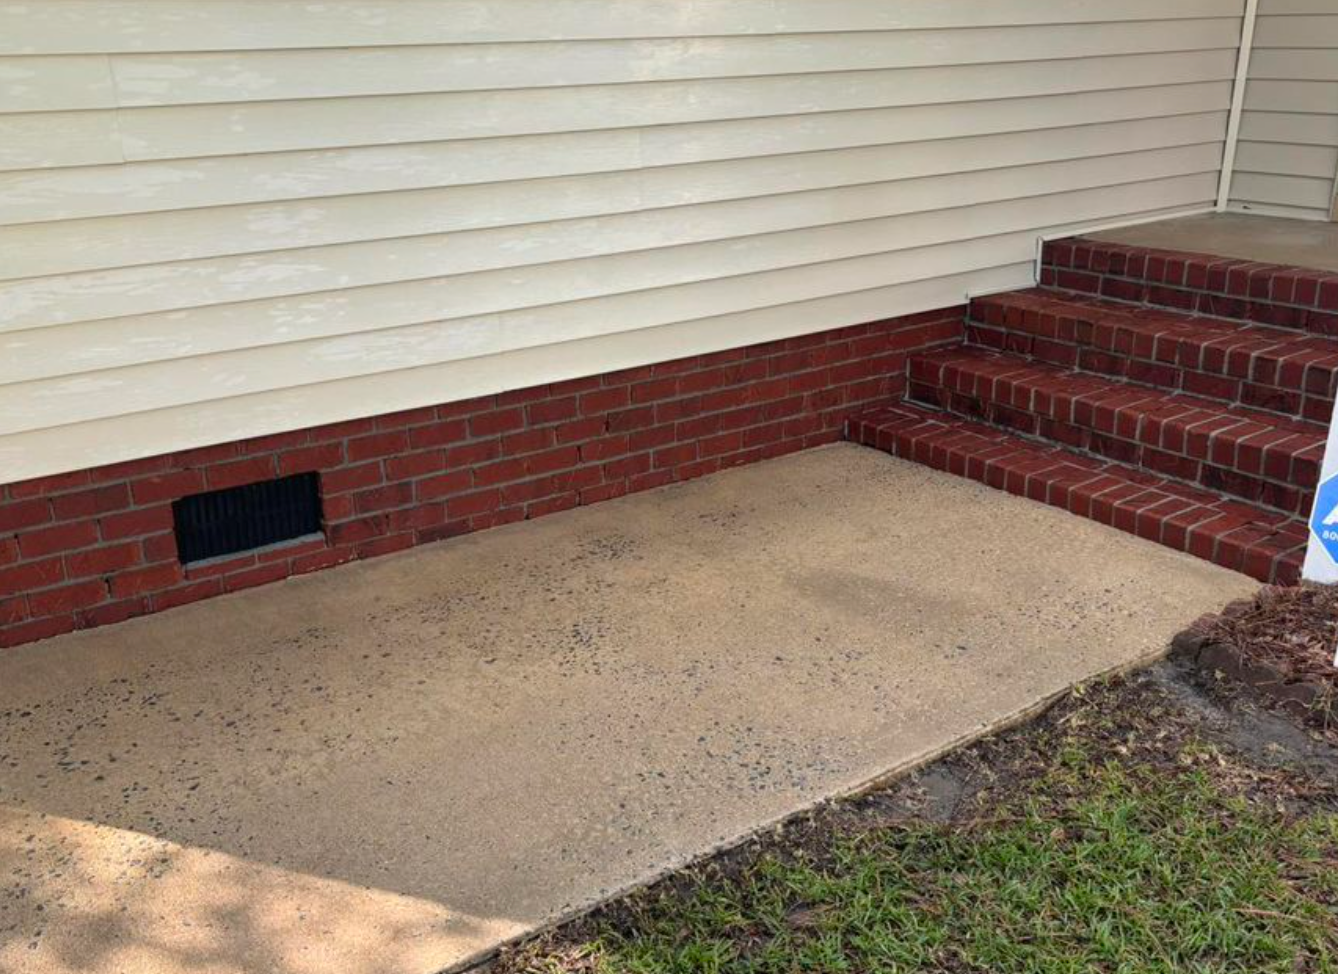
<box><xmin>0</xmin><ymin>308</ymin><xmax>962</xmax><ymax>648</ymax></box>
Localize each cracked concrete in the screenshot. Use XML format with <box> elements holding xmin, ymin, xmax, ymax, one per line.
<box><xmin>0</xmin><ymin>444</ymin><xmax>1255</xmax><ymax>974</ymax></box>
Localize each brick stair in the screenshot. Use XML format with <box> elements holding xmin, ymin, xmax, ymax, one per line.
<box><xmin>1041</xmin><ymin>236</ymin><xmax>1338</xmax><ymax>334</ymax></box>
<box><xmin>968</xmin><ymin>290</ymin><xmax>1338</xmax><ymax>424</ymax></box>
<box><xmin>848</xmin><ymin>235</ymin><xmax>1337</xmax><ymax>585</ymax></box>
<box><xmin>907</xmin><ymin>346</ymin><xmax>1323</xmax><ymax>517</ymax></box>
<box><xmin>848</xmin><ymin>402</ymin><xmax>1307</xmax><ymax>584</ymax></box>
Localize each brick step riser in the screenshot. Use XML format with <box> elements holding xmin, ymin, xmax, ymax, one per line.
<box><xmin>848</xmin><ymin>404</ymin><xmax>1306</xmax><ymax>586</ymax></box>
<box><xmin>965</xmin><ymin>316</ymin><xmax>1337</xmax><ymax>427</ymax></box>
<box><xmin>906</xmin><ymin>367</ymin><xmax>1319</xmax><ymax>518</ymax></box>
<box><xmin>1041</xmin><ymin>238</ymin><xmax>1338</xmax><ymax>336</ymax></box>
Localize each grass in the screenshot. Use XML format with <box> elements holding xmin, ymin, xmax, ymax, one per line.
<box><xmin>504</xmin><ymin>680</ymin><xmax>1338</xmax><ymax>974</ymax></box>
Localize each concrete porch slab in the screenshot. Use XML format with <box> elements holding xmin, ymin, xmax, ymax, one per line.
<box><xmin>0</xmin><ymin>444</ymin><xmax>1254</xmax><ymax>974</ymax></box>
<box><xmin>1092</xmin><ymin>212</ymin><xmax>1338</xmax><ymax>274</ymax></box>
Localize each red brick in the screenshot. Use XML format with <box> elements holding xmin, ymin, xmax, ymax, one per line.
<box><xmin>224</xmin><ymin>562</ymin><xmax>291</xmax><ymax>593</ymax></box>
<box><xmin>206</xmin><ymin>456</ymin><xmax>276</xmax><ymax>490</ymax></box>
<box><xmin>77</xmin><ymin>597</ymin><xmax>149</xmax><ymax>629</ymax></box>
<box><xmin>416</xmin><ymin>469</ymin><xmax>472</xmax><ymax>502</ymax></box>
<box><xmin>447</xmin><ymin>489</ymin><xmax>501</xmax><ymax>518</ymax></box>
<box><xmin>100</xmin><ymin>506</ymin><xmax>173</xmax><ymax>541</ymax></box>
<box><xmin>141</xmin><ymin>532</ymin><xmax>178</xmax><ymax>563</ymax></box>
<box><xmin>468</xmin><ymin>408</ymin><xmax>525</xmax><ymax>437</ymax></box>
<box><xmin>278</xmin><ymin>443</ymin><xmax>345</xmax><ymax>476</ymax></box>
<box><xmin>346</xmin><ymin>430</ymin><xmax>409</xmax><ymax>463</ymax></box>
<box><xmin>445</xmin><ymin>439</ymin><xmax>501</xmax><ymax>467</ymax></box>
<box><xmin>0</xmin><ymin>557</ymin><xmax>65</xmax><ymax>597</ymax></box>
<box><xmin>49</xmin><ymin>483</ymin><xmax>131</xmax><ymax>520</ymax></box>
<box><xmin>0</xmin><ymin>497</ymin><xmax>51</xmax><ymax>533</ymax></box>
<box><xmin>388</xmin><ymin>503</ymin><xmax>446</xmax><ymax>532</ymax></box>
<box><xmin>132</xmin><ymin>470</ymin><xmax>207</xmax><ymax>506</ymax></box>
<box><xmin>579</xmin><ymin>387</ymin><xmax>630</xmax><ymax>416</ymax></box>
<box><xmin>152</xmin><ymin>579</ymin><xmax>223</xmax><ymax>612</ymax></box>
<box><xmin>473</xmin><ymin>457</ymin><xmax>528</xmax><ymax>488</ymax></box>
<box><xmin>0</xmin><ymin>596</ymin><xmax>26</xmax><ymax>626</ymax></box>
<box><xmin>374</xmin><ymin>406</ymin><xmax>438</xmax><ymax>430</ymax></box>
<box><xmin>172</xmin><ymin>441</ymin><xmax>240</xmax><ymax>468</ymax></box>
<box><xmin>527</xmin><ymin>446</ymin><xmax>580</xmax><ymax>476</ymax></box>
<box><xmin>500</xmin><ymin>427</ymin><xmax>554</xmax><ymax>457</ymax></box>
<box><xmin>0</xmin><ymin>615</ymin><xmax>76</xmax><ymax>648</ymax></box>
<box><xmin>320</xmin><ymin>462</ymin><xmax>384</xmax><ymax>495</ymax></box>
<box><xmin>356</xmin><ymin>533</ymin><xmax>416</xmax><ymax>559</ymax></box>
<box><xmin>329</xmin><ymin>516</ymin><xmax>388</xmax><ymax>545</ymax></box>
<box><xmin>66</xmin><ymin>543</ymin><xmax>142</xmax><ymax>579</ymax></box>
<box><xmin>384</xmin><ymin>450</ymin><xmax>447</xmax><ymax>481</ymax></box>
<box><xmin>7</xmin><ymin>469</ymin><xmax>91</xmax><ymax>500</ymax></box>
<box><xmin>354</xmin><ymin>482</ymin><xmax>414</xmax><ymax>514</ymax></box>
<box><xmin>526</xmin><ymin>397</ymin><xmax>579</xmax><ymax>425</ymax></box>
<box><xmin>28</xmin><ymin>580</ymin><xmax>107</xmax><ymax>616</ymax></box>
<box><xmin>18</xmin><ymin>521</ymin><xmax>99</xmax><ymax>559</ymax></box>
<box><xmin>110</xmin><ymin>563</ymin><xmax>183</xmax><ymax>598</ymax></box>
<box><xmin>408</xmin><ymin>420</ymin><xmax>469</xmax><ymax>450</ymax></box>
<box><xmin>496</xmin><ymin>385</ymin><xmax>551</xmax><ymax>408</ymax></box>
<box><xmin>292</xmin><ymin>546</ymin><xmax>356</xmax><ymax>575</ymax></box>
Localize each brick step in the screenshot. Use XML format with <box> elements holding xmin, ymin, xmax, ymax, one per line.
<box><xmin>847</xmin><ymin>401</ymin><xmax>1305</xmax><ymax>585</ymax></box>
<box><xmin>1041</xmin><ymin>236</ymin><xmax>1338</xmax><ymax>335</ymax></box>
<box><xmin>907</xmin><ymin>347</ymin><xmax>1324</xmax><ymax>517</ymax></box>
<box><xmin>968</xmin><ymin>289</ymin><xmax>1338</xmax><ymax>425</ymax></box>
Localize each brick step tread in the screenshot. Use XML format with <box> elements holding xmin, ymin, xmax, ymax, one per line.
<box><xmin>907</xmin><ymin>347</ymin><xmax>1324</xmax><ymax>516</ymax></box>
<box><xmin>969</xmin><ymin>288</ymin><xmax>1338</xmax><ymax>423</ymax></box>
<box><xmin>847</xmin><ymin>401</ymin><xmax>1305</xmax><ymax>585</ymax></box>
<box><xmin>1041</xmin><ymin>236</ymin><xmax>1338</xmax><ymax>335</ymax></box>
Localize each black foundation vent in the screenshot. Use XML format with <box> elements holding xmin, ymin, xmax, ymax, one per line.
<box><xmin>172</xmin><ymin>472</ymin><xmax>322</xmax><ymax>564</ymax></box>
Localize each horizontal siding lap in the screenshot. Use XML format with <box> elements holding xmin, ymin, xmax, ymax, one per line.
<box><xmin>0</xmin><ymin>85</ymin><xmax>1234</xmax><ymax>226</ymax></box>
<box><xmin>0</xmin><ymin>115</ymin><xmax>1231</xmax><ymax>279</ymax></box>
<box><xmin>0</xmin><ymin>173</ymin><xmax>1222</xmax><ymax>432</ymax></box>
<box><xmin>0</xmin><ymin>147</ymin><xmax>1224</xmax><ymax>322</ymax></box>
<box><xmin>0</xmin><ymin>0</ymin><xmax>1247</xmax><ymax>54</ymax></box>
<box><xmin>0</xmin><ymin>5</ymin><xmax>1240</xmax><ymax>483</ymax></box>
<box><xmin>1229</xmin><ymin>9</ymin><xmax>1338</xmax><ymax>218</ymax></box>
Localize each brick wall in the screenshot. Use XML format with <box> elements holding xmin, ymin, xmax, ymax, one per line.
<box><xmin>0</xmin><ymin>308</ymin><xmax>961</xmax><ymax>648</ymax></box>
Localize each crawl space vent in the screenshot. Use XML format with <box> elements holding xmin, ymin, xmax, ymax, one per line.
<box><xmin>172</xmin><ymin>472</ymin><xmax>322</xmax><ymax>564</ymax></box>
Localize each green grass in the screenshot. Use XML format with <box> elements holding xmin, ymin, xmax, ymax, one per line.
<box><xmin>530</xmin><ymin>741</ymin><xmax>1338</xmax><ymax>974</ymax></box>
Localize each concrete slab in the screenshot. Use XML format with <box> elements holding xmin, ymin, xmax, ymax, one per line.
<box><xmin>1092</xmin><ymin>212</ymin><xmax>1338</xmax><ymax>273</ymax></box>
<box><xmin>0</xmin><ymin>445</ymin><xmax>1255</xmax><ymax>974</ymax></box>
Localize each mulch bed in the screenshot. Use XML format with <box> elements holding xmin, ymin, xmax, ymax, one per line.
<box><xmin>1173</xmin><ymin>584</ymin><xmax>1338</xmax><ymax>730</ymax></box>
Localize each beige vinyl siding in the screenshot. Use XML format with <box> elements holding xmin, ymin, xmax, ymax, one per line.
<box><xmin>0</xmin><ymin>1</ymin><xmax>1242</xmax><ymax>484</ymax></box>
<box><xmin>1229</xmin><ymin>0</ymin><xmax>1338</xmax><ymax>219</ymax></box>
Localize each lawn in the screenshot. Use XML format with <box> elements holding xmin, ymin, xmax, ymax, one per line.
<box><xmin>498</xmin><ymin>672</ymin><xmax>1338</xmax><ymax>974</ymax></box>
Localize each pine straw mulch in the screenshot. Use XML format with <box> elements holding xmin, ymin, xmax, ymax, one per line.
<box><xmin>1180</xmin><ymin>584</ymin><xmax>1338</xmax><ymax>731</ymax></box>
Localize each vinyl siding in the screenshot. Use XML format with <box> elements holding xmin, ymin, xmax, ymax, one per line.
<box><xmin>1229</xmin><ymin>0</ymin><xmax>1338</xmax><ymax>219</ymax></box>
<box><xmin>0</xmin><ymin>1</ymin><xmax>1243</xmax><ymax>484</ymax></box>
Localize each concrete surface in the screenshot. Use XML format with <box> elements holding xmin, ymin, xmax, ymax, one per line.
<box><xmin>1093</xmin><ymin>212</ymin><xmax>1338</xmax><ymax>273</ymax></box>
<box><xmin>0</xmin><ymin>444</ymin><xmax>1256</xmax><ymax>974</ymax></box>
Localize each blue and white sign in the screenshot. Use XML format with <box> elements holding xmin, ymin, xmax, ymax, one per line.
<box><xmin>1304</xmin><ymin>424</ymin><xmax>1338</xmax><ymax>668</ymax></box>
<box><xmin>1309</xmin><ymin>472</ymin><xmax>1338</xmax><ymax>569</ymax></box>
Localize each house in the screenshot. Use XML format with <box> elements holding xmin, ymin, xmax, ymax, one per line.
<box><xmin>1</xmin><ymin>0</ymin><xmax>1336</xmax><ymax>648</ymax></box>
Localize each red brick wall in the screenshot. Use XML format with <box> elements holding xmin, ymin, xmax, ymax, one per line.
<box><xmin>0</xmin><ymin>308</ymin><xmax>962</xmax><ymax>648</ymax></box>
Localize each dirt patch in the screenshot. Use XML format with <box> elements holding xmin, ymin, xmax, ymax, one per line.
<box><xmin>1173</xmin><ymin>585</ymin><xmax>1338</xmax><ymax>732</ymax></box>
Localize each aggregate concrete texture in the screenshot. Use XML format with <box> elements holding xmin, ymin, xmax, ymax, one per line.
<box><xmin>0</xmin><ymin>444</ymin><xmax>1256</xmax><ymax>974</ymax></box>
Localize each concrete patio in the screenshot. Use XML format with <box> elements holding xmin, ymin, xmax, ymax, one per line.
<box><xmin>0</xmin><ymin>444</ymin><xmax>1254</xmax><ymax>974</ymax></box>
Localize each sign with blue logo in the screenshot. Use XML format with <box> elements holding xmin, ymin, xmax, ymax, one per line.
<box><xmin>1309</xmin><ymin>472</ymin><xmax>1338</xmax><ymax>568</ymax></box>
